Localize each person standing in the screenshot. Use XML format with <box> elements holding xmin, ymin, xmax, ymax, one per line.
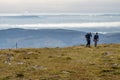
<box><xmin>85</xmin><ymin>32</ymin><xmax>92</xmax><ymax>47</ymax></box>
<box><xmin>93</xmin><ymin>33</ymin><xmax>99</xmax><ymax>47</ymax></box>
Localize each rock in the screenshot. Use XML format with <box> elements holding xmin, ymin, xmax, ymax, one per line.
<box><xmin>27</xmin><ymin>52</ymin><xmax>33</xmax><ymax>54</ymax></box>
<box><xmin>61</xmin><ymin>71</ymin><xmax>70</xmax><ymax>74</ymax></box>
<box><xmin>32</xmin><ymin>65</ymin><xmax>47</xmax><ymax>70</ymax></box>
<box><xmin>4</xmin><ymin>61</ymin><xmax>11</xmax><ymax>65</ymax></box>
<box><xmin>102</xmin><ymin>52</ymin><xmax>111</xmax><ymax>56</ymax></box>
<box><xmin>89</xmin><ymin>62</ymin><xmax>96</xmax><ymax>65</ymax></box>
<box><xmin>4</xmin><ymin>54</ymin><xmax>14</xmax><ymax>65</ymax></box>
<box><xmin>61</xmin><ymin>70</ymin><xmax>74</xmax><ymax>74</ymax></box>
<box><xmin>17</xmin><ymin>61</ymin><xmax>24</xmax><ymax>65</ymax></box>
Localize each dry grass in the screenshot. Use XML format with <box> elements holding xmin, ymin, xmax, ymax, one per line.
<box><xmin>0</xmin><ymin>44</ymin><xmax>120</xmax><ymax>80</ymax></box>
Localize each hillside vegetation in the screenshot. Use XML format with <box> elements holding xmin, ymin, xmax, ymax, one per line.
<box><xmin>0</xmin><ymin>44</ymin><xmax>120</xmax><ymax>80</ymax></box>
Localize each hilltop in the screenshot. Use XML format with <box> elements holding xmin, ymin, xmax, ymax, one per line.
<box><xmin>0</xmin><ymin>44</ymin><xmax>120</xmax><ymax>80</ymax></box>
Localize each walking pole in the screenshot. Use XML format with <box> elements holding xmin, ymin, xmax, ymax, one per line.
<box><xmin>16</xmin><ymin>42</ymin><xmax>17</xmax><ymax>49</ymax></box>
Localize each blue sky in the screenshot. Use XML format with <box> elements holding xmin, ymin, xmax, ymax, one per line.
<box><xmin>0</xmin><ymin>0</ymin><xmax>120</xmax><ymax>13</ymax></box>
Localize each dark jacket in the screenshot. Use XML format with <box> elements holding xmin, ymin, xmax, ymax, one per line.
<box><xmin>85</xmin><ymin>33</ymin><xmax>92</xmax><ymax>40</ymax></box>
<box><xmin>94</xmin><ymin>34</ymin><xmax>99</xmax><ymax>40</ymax></box>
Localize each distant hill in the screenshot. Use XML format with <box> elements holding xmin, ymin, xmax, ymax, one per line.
<box><xmin>0</xmin><ymin>28</ymin><xmax>119</xmax><ymax>48</ymax></box>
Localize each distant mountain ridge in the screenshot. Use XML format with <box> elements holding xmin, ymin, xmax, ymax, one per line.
<box><xmin>0</xmin><ymin>28</ymin><xmax>119</xmax><ymax>49</ymax></box>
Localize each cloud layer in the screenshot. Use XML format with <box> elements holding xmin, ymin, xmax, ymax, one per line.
<box><xmin>0</xmin><ymin>22</ymin><xmax>120</xmax><ymax>29</ymax></box>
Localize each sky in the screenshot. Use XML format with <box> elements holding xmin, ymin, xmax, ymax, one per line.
<box><xmin>0</xmin><ymin>0</ymin><xmax>120</xmax><ymax>13</ymax></box>
<box><xmin>0</xmin><ymin>0</ymin><xmax>120</xmax><ymax>30</ymax></box>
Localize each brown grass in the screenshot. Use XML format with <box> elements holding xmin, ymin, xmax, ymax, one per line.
<box><xmin>0</xmin><ymin>44</ymin><xmax>120</xmax><ymax>80</ymax></box>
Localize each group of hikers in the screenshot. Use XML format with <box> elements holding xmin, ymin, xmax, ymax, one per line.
<box><xmin>85</xmin><ymin>32</ymin><xmax>99</xmax><ymax>47</ymax></box>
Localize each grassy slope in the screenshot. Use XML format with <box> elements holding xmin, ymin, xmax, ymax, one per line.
<box><xmin>0</xmin><ymin>44</ymin><xmax>120</xmax><ymax>80</ymax></box>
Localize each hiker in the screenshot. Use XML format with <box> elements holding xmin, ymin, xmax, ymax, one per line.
<box><xmin>93</xmin><ymin>33</ymin><xmax>99</xmax><ymax>47</ymax></box>
<box><xmin>85</xmin><ymin>32</ymin><xmax>92</xmax><ymax>47</ymax></box>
